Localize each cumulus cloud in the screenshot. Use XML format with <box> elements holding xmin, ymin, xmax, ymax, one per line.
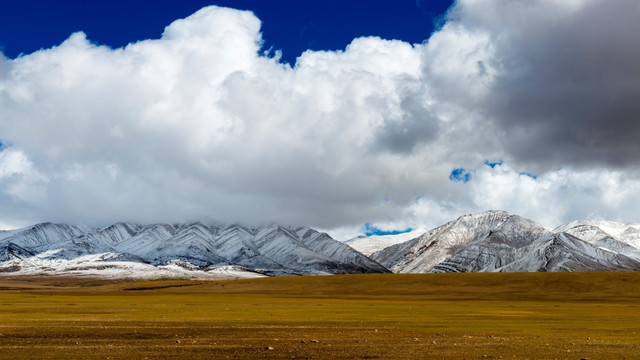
<box><xmin>352</xmin><ymin>161</ymin><xmax>640</xmax><ymax>237</ymax></box>
<box><xmin>468</xmin><ymin>163</ymin><xmax>640</xmax><ymax>228</ymax></box>
<box><xmin>1</xmin><ymin>2</ymin><xmax>639</xmax><ymax>236</ymax></box>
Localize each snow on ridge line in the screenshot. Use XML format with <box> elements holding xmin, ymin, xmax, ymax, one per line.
<box><xmin>355</xmin><ymin>211</ymin><xmax>640</xmax><ymax>259</ymax></box>
<box><xmin>0</xmin><ymin>221</ymin><xmax>389</xmax><ymax>277</ymax></box>
<box><xmin>3</xmin><ymin>211</ymin><xmax>640</xmax><ymax>278</ymax></box>
<box><xmin>368</xmin><ymin>210</ymin><xmax>640</xmax><ymax>274</ymax></box>
<box><xmin>345</xmin><ymin>229</ymin><xmax>426</xmax><ymax>256</ymax></box>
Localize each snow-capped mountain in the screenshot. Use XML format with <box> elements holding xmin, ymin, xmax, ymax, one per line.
<box><xmin>0</xmin><ymin>222</ymin><xmax>389</xmax><ymax>278</ymax></box>
<box><xmin>371</xmin><ymin>211</ymin><xmax>640</xmax><ymax>273</ymax></box>
<box><xmin>344</xmin><ymin>229</ymin><xmax>426</xmax><ymax>256</ymax></box>
<box><xmin>2</xmin><ymin>212</ymin><xmax>640</xmax><ymax>278</ymax></box>
<box><xmin>554</xmin><ymin>220</ymin><xmax>640</xmax><ymax>258</ymax></box>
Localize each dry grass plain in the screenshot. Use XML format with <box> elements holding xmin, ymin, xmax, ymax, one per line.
<box><xmin>0</xmin><ymin>271</ymin><xmax>639</xmax><ymax>359</ymax></box>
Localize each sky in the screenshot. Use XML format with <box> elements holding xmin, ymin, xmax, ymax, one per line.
<box><xmin>1</xmin><ymin>0</ymin><xmax>640</xmax><ymax>239</ymax></box>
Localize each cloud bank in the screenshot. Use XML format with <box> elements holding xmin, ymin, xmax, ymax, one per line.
<box><xmin>1</xmin><ymin>1</ymin><xmax>640</xmax><ymax>237</ymax></box>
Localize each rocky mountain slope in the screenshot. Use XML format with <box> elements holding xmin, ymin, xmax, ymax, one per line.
<box><xmin>0</xmin><ymin>222</ymin><xmax>389</xmax><ymax>278</ymax></box>
<box><xmin>2</xmin><ymin>211</ymin><xmax>639</xmax><ymax>278</ymax></box>
<box><xmin>371</xmin><ymin>211</ymin><xmax>640</xmax><ymax>273</ymax></box>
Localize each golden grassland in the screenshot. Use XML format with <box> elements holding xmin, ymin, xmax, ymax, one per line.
<box><xmin>0</xmin><ymin>272</ymin><xmax>639</xmax><ymax>359</ymax></box>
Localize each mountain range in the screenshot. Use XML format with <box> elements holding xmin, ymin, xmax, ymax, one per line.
<box><xmin>0</xmin><ymin>222</ymin><xmax>387</xmax><ymax>278</ymax></box>
<box><xmin>1</xmin><ymin>211</ymin><xmax>639</xmax><ymax>278</ymax></box>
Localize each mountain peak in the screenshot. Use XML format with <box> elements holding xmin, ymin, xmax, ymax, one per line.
<box><xmin>371</xmin><ymin>210</ymin><xmax>640</xmax><ymax>274</ymax></box>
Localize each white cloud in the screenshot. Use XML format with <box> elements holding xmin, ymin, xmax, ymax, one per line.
<box><xmin>468</xmin><ymin>164</ymin><xmax>640</xmax><ymax>228</ymax></box>
<box><xmin>0</xmin><ymin>150</ymin><xmax>47</xmax><ymax>203</ymax></box>
<box><xmin>1</xmin><ymin>2</ymin><xmax>639</xmax><ymax>234</ymax></box>
<box><xmin>357</xmin><ymin>162</ymin><xmax>640</xmax><ymax>240</ymax></box>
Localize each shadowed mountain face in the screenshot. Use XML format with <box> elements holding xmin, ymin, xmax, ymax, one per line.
<box><xmin>370</xmin><ymin>211</ymin><xmax>640</xmax><ymax>273</ymax></box>
<box><xmin>0</xmin><ymin>222</ymin><xmax>389</xmax><ymax>277</ymax></box>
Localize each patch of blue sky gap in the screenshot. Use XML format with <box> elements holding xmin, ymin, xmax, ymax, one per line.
<box><xmin>449</xmin><ymin>168</ymin><xmax>472</xmax><ymax>183</ymax></box>
<box><xmin>484</xmin><ymin>160</ymin><xmax>503</xmax><ymax>168</ymax></box>
<box><xmin>452</xmin><ymin>160</ymin><xmax>538</xmax><ymax>183</ymax></box>
<box><xmin>364</xmin><ymin>223</ymin><xmax>413</xmax><ymax>237</ymax></box>
<box><xmin>519</xmin><ymin>172</ymin><xmax>538</xmax><ymax>180</ymax></box>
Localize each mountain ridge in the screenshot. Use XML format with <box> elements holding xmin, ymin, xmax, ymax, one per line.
<box><xmin>0</xmin><ymin>221</ymin><xmax>388</xmax><ymax>278</ymax></box>
<box><xmin>370</xmin><ymin>211</ymin><xmax>640</xmax><ymax>273</ymax></box>
<box><xmin>2</xmin><ymin>211</ymin><xmax>640</xmax><ymax>278</ymax></box>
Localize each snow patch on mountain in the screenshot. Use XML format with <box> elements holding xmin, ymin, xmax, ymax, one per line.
<box><xmin>496</xmin><ymin>232</ymin><xmax>640</xmax><ymax>272</ymax></box>
<box><xmin>0</xmin><ymin>252</ymin><xmax>265</xmax><ymax>280</ymax></box>
<box><xmin>372</xmin><ymin>211</ymin><xmax>640</xmax><ymax>274</ymax></box>
<box><xmin>344</xmin><ymin>229</ymin><xmax>425</xmax><ymax>256</ymax></box>
<box><xmin>555</xmin><ymin>220</ymin><xmax>640</xmax><ymax>251</ymax></box>
<box><xmin>372</xmin><ymin>211</ymin><xmax>516</xmax><ymax>273</ymax></box>
<box><xmin>2</xmin><ymin>212</ymin><xmax>640</xmax><ymax>278</ymax></box>
<box><xmin>0</xmin><ymin>222</ymin><xmax>388</xmax><ymax>278</ymax></box>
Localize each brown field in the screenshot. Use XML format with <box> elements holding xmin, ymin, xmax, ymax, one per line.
<box><xmin>0</xmin><ymin>272</ymin><xmax>639</xmax><ymax>359</ymax></box>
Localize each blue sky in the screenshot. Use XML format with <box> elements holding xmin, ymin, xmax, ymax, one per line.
<box><xmin>0</xmin><ymin>0</ymin><xmax>452</xmax><ymax>65</ymax></box>
<box><xmin>1</xmin><ymin>1</ymin><xmax>640</xmax><ymax>239</ymax></box>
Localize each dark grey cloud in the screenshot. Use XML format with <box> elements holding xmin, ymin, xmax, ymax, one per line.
<box><xmin>374</xmin><ymin>87</ymin><xmax>440</xmax><ymax>154</ymax></box>
<box><xmin>463</xmin><ymin>0</ymin><xmax>640</xmax><ymax>169</ymax></box>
